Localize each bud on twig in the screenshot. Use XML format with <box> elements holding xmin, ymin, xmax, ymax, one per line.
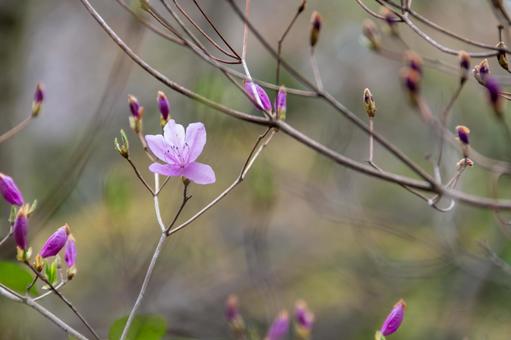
<box><xmin>266</xmin><ymin>310</ymin><xmax>289</xmax><ymax>340</ymax></box>
<box><xmin>0</xmin><ymin>173</ymin><xmax>24</xmax><ymax>206</ymax></box>
<box><xmin>310</xmin><ymin>11</ymin><xmax>322</xmax><ymax>48</ymax></box>
<box><xmin>32</xmin><ymin>83</ymin><xmax>44</xmax><ymax>117</ymax></box>
<box><xmin>404</xmin><ymin>51</ymin><xmax>423</xmax><ymax>75</ymax></box>
<box><xmin>401</xmin><ymin>68</ymin><xmax>421</xmax><ymax>105</ymax></box>
<box><xmin>275</xmin><ymin>86</ymin><xmax>287</xmax><ymax>120</ymax></box>
<box><xmin>362</xmin><ymin>19</ymin><xmax>381</xmax><ymax>51</ymax></box>
<box><xmin>456</xmin><ymin>125</ymin><xmax>470</xmax><ymax>158</ymax></box>
<box><xmin>378</xmin><ymin>299</ymin><xmax>406</xmax><ymax>337</ymax></box>
<box><xmin>473</xmin><ymin>59</ymin><xmax>490</xmax><ymax>84</ymax></box>
<box><xmin>295</xmin><ymin>300</ymin><xmax>314</xmax><ymax>339</ymax></box>
<box><xmin>114</xmin><ymin>129</ymin><xmax>130</xmax><ymax>159</ymax></box>
<box><xmin>13</xmin><ymin>204</ymin><xmax>30</xmax><ymax>252</ymax></box>
<box><xmin>380</xmin><ymin>7</ymin><xmax>399</xmax><ymax>36</ymax></box>
<box><xmin>363</xmin><ymin>88</ymin><xmax>377</xmax><ymax>118</ymax></box>
<box><xmin>496</xmin><ymin>41</ymin><xmax>509</xmax><ymax>71</ymax></box>
<box><xmin>157</xmin><ymin>91</ymin><xmax>171</xmax><ymax>126</ymax></box>
<box><xmin>65</xmin><ymin>234</ymin><xmax>77</xmax><ymax>280</ymax></box>
<box><xmin>225</xmin><ymin>295</ymin><xmax>245</xmax><ymax>336</ymax></box>
<box><xmin>298</xmin><ymin>0</ymin><xmax>306</xmax><ymax>14</ymax></box>
<box><xmin>458</xmin><ymin>50</ymin><xmax>470</xmax><ymax>84</ymax></box>
<box><xmin>39</xmin><ymin>224</ymin><xmax>70</xmax><ymax>258</ymax></box>
<box><xmin>244</xmin><ymin>81</ymin><xmax>272</xmax><ymax>112</ymax></box>
<box><xmin>485</xmin><ymin>76</ymin><xmax>504</xmax><ymax>117</ymax></box>
<box><xmin>128</xmin><ymin>95</ymin><xmax>144</xmax><ymax>133</ymax></box>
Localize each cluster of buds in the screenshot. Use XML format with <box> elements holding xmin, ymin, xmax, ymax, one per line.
<box><xmin>243</xmin><ymin>81</ymin><xmax>287</xmax><ymax>120</ymax></box>
<box><xmin>32</xmin><ymin>83</ymin><xmax>44</xmax><ymax>117</ymax></box>
<box><xmin>362</xmin><ymin>19</ymin><xmax>381</xmax><ymax>51</ymax></box>
<box><xmin>380</xmin><ymin>7</ymin><xmax>399</xmax><ymax>36</ymax></box>
<box><xmin>225</xmin><ymin>295</ymin><xmax>245</xmax><ymax>337</ymax></box>
<box><xmin>473</xmin><ymin>59</ymin><xmax>490</xmax><ymax>85</ymax></box>
<box><xmin>310</xmin><ymin>11</ymin><xmax>322</xmax><ymax>49</ymax></box>
<box><xmin>458</xmin><ymin>51</ymin><xmax>471</xmax><ymax>84</ymax></box>
<box><xmin>295</xmin><ymin>300</ymin><xmax>314</xmax><ymax>339</ymax></box>
<box><xmin>363</xmin><ymin>88</ymin><xmax>377</xmax><ymax>118</ymax></box>
<box><xmin>128</xmin><ymin>95</ymin><xmax>144</xmax><ymax>133</ymax></box>
<box><xmin>375</xmin><ymin>299</ymin><xmax>406</xmax><ymax>339</ymax></box>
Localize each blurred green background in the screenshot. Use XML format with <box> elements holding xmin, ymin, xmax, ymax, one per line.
<box><xmin>2</xmin><ymin>0</ymin><xmax>511</xmax><ymax>339</ymax></box>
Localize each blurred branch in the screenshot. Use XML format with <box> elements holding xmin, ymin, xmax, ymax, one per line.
<box><xmin>0</xmin><ymin>115</ymin><xmax>34</xmax><ymax>144</ymax></box>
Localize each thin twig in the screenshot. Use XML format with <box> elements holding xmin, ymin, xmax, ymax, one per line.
<box><xmin>127</xmin><ymin>157</ymin><xmax>154</xmax><ymax>195</ymax></box>
<box><xmin>0</xmin><ymin>115</ymin><xmax>34</xmax><ymax>144</ymax></box>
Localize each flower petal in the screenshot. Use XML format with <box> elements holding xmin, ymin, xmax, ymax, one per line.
<box><xmin>145</xmin><ymin>135</ymin><xmax>169</xmax><ymax>163</ymax></box>
<box><xmin>185</xmin><ymin>122</ymin><xmax>206</xmax><ymax>163</ymax></box>
<box><xmin>182</xmin><ymin>162</ymin><xmax>215</xmax><ymax>185</ymax></box>
<box><xmin>163</xmin><ymin>119</ymin><xmax>185</xmax><ymax>148</ymax></box>
<box><xmin>148</xmin><ymin>163</ymin><xmax>184</xmax><ymax>177</ymax></box>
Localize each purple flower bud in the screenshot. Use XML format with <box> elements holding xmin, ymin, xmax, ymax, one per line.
<box><xmin>405</xmin><ymin>51</ymin><xmax>423</xmax><ymax>75</ymax></box>
<box><xmin>456</xmin><ymin>125</ymin><xmax>470</xmax><ymax>145</ymax></box>
<box><xmin>266</xmin><ymin>310</ymin><xmax>289</xmax><ymax>340</ymax></box>
<box><xmin>34</xmin><ymin>83</ymin><xmax>44</xmax><ymax>104</ymax></box>
<box><xmin>275</xmin><ymin>86</ymin><xmax>287</xmax><ymax>120</ymax></box>
<box><xmin>13</xmin><ymin>205</ymin><xmax>29</xmax><ymax>250</ymax></box>
<box><xmin>310</xmin><ymin>11</ymin><xmax>322</xmax><ymax>48</ymax></box>
<box><xmin>401</xmin><ymin>68</ymin><xmax>421</xmax><ymax>96</ymax></box>
<box><xmin>40</xmin><ymin>224</ymin><xmax>70</xmax><ymax>258</ymax></box>
<box><xmin>380</xmin><ymin>7</ymin><xmax>399</xmax><ymax>27</ymax></box>
<box><xmin>295</xmin><ymin>300</ymin><xmax>314</xmax><ymax>331</ymax></box>
<box><xmin>380</xmin><ymin>299</ymin><xmax>406</xmax><ymax>336</ymax></box>
<box><xmin>485</xmin><ymin>76</ymin><xmax>503</xmax><ymax>115</ymax></box>
<box><xmin>225</xmin><ymin>294</ymin><xmax>240</xmax><ymax>322</ymax></box>
<box><xmin>157</xmin><ymin>91</ymin><xmax>170</xmax><ymax>121</ymax></box>
<box><xmin>65</xmin><ymin>235</ymin><xmax>77</xmax><ymax>268</ymax></box>
<box><xmin>0</xmin><ymin>173</ymin><xmax>24</xmax><ymax>206</ymax></box>
<box><xmin>128</xmin><ymin>95</ymin><xmax>143</xmax><ymax>118</ymax></box>
<box><xmin>244</xmin><ymin>81</ymin><xmax>272</xmax><ymax>112</ymax></box>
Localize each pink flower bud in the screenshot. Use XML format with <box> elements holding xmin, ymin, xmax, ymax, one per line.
<box><xmin>32</xmin><ymin>83</ymin><xmax>44</xmax><ymax>116</ymax></box>
<box><xmin>266</xmin><ymin>310</ymin><xmax>289</xmax><ymax>340</ymax></box>
<box><xmin>65</xmin><ymin>235</ymin><xmax>77</xmax><ymax>268</ymax></box>
<box><xmin>380</xmin><ymin>299</ymin><xmax>406</xmax><ymax>336</ymax></box>
<box><xmin>485</xmin><ymin>76</ymin><xmax>503</xmax><ymax>116</ymax></box>
<box><xmin>157</xmin><ymin>91</ymin><xmax>170</xmax><ymax>122</ymax></box>
<box><xmin>128</xmin><ymin>95</ymin><xmax>143</xmax><ymax>118</ymax></box>
<box><xmin>456</xmin><ymin>125</ymin><xmax>470</xmax><ymax>145</ymax></box>
<box><xmin>244</xmin><ymin>81</ymin><xmax>272</xmax><ymax>112</ymax></box>
<box><xmin>295</xmin><ymin>300</ymin><xmax>314</xmax><ymax>332</ymax></box>
<box><xmin>40</xmin><ymin>224</ymin><xmax>70</xmax><ymax>258</ymax></box>
<box><xmin>310</xmin><ymin>11</ymin><xmax>322</xmax><ymax>48</ymax></box>
<box><xmin>275</xmin><ymin>86</ymin><xmax>287</xmax><ymax>120</ymax></box>
<box><xmin>0</xmin><ymin>173</ymin><xmax>24</xmax><ymax>206</ymax></box>
<box><xmin>13</xmin><ymin>205</ymin><xmax>30</xmax><ymax>250</ymax></box>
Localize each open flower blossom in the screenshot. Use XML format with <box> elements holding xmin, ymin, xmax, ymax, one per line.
<box><xmin>0</xmin><ymin>173</ymin><xmax>24</xmax><ymax>206</ymax></box>
<box><xmin>146</xmin><ymin>120</ymin><xmax>215</xmax><ymax>185</ymax></box>
<box><xmin>380</xmin><ymin>299</ymin><xmax>406</xmax><ymax>336</ymax></box>
<box><xmin>40</xmin><ymin>224</ymin><xmax>70</xmax><ymax>258</ymax></box>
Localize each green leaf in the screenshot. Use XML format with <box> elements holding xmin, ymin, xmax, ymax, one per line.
<box><xmin>109</xmin><ymin>314</ymin><xmax>167</xmax><ymax>340</ymax></box>
<box><xmin>0</xmin><ymin>261</ymin><xmax>37</xmax><ymax>295</ymax></box>
<box><xmin>44</xmin><ymin>260</ymin><xmax>58</xmax><ymax>286</ymax></box>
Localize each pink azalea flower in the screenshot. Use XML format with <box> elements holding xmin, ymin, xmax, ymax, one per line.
<box><xmin>146</xmin><ymin>120</ymin><xmax>216</xmax><ymax>185</ymax></box>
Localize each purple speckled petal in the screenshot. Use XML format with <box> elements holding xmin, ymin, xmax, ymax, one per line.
<box><xmin>65</xmin><ymin>236</ymin><xmax>77</xmax><ymax>268</ymax></box>
<box><xmin>182</xmin><ymin>162</ymin><xmax>215</xmax><ymax>185</ymax></box>
<box><xmin>244</xmin><ymin>81</ymin><xmax>272</xmax><ymax>112</ymax></box>
<box><xmin>40</xmin><ymin>225</ymin><xmax>69</xmax><ymax>258</ymax></box>
<box><xmin>163</xmin><ymin>119</ymin><xmax>185</xmax><ymax>149</ymax></box>
<box><xmin>146</xmin><ymin>135</ymin><xmax>177</xmax><ymax>164</ymax></box>
<box><xmin>185</xmin><ymin>123</ymin><xmax>206</xmax><ymax>163</ymax></box>
<box><xmin>0</xmin><ymin>173</ymin><xmax>24</xmax><ymax>206</ymax></box>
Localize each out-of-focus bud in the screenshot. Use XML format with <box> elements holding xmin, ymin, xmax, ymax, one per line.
<box><xmin>0</xmin><ymin>173</ymin><xmax>24</xmax><ymax>206</ymax></box>
<box><xmin>114</xmin><ymin>129</ymin><xmax>130</xmax><ymax>159</ymax></box>
<box><xmin>401</xmin><ymin>68</ymin><xmax>421</xmax><ymax>105</ymax></box>
<box><xmin>485</xmin><ymin>76</ymin><xmax>504</xmax><ymax>117</ymax></box>
<box><xmin>275</xmin><ymin>86</ymin><xmax>287</xmax><ymax>120</ymax></box>
<box><xmin>362</xmin><ymin>19</ymin><xmax>381</xmax><ymax>51</ymax></box>
<box><xmin>39</xmin><ymin>224</ymin><xmax>70</xmax><ymax>258</ymax></box>
<box><xmin>380</xmin><ymin>7</ymin><xmax>399</xmax><ymax>36</ymax></box>
<box><xmin>34</xmin><ymin>254</ymin><xmax>44</xmax><ymax>272</ymax></box>
<box><xmin>244</xmin><ymin>81</ymin><xmax>272</xmax><ymax>112</ymax></box>
<box><xmin>157</xmin><ymin>91</ymin><xmax>171</xmax><ymax>126</ymax></box>
<box><xmin>363</xmin><ymin>88</ymin><xmax>377</xmax><ymax>118</ymax></box>
<box><xmin>128</xmin><ymin>95</ymin><xmax>144</xmax><ymax>133</ymax></box>
<box><xmin>496</xmin><ymin>42</ymin><xmax>509</xmax><ymax>71</ymax></box>
<box><xmin>13</xmin><ymin>204</ymin><xmax>29</xmax><ymax>251</ymax></box>
<box><xmin>458</xmin><ymin>51</ymin><xmax>470</xmax><ymax>84</ymax></box>
<box><xmin>298</xmin><ymin>0</ymin><xmax>306</xmax><ymax>13</ymax></box>
<box><xmin>266</xmin><ymin>310</ymin><xmax>289</xmax><ymax>340</ymax></box>
<box><xmin>404</xmin><ymin>51</ymin><xmax>423</xmax><ymax>75</ymax></box>
<box><xmin>379</xmin><ymin>299</ymin><xmax>406</xmax><ymax>337</ymax></box>
<box><xmin>32</xmin><ymin>83</ymin><xmax>44</xmax><ymax>117</ymax></box>
<box><xmin>64</xmin><ymin>234</ymin><xmax>77</xmax><ymax>278</ymax></box>
<box><xmin>295</xmin><ymin>300</ymin><xmax>314</xmax><ymax>339</ymax></box>
<box><xmin>456</xmin><ymin>125</ymin><xmax>470</xmax><ymax>158</ymax></box>
<box><xmin>457</xmin><ymin>157</ymin><xmax>474</xmax><ymax>169</ymax></box>
<box><xmin>310</xmin><ymin>11</ymin><xmax>322</xmax><ymax>48</ymax></box>
<box><xmin>473</xmin><ymin>59</ymin><xmax>490</xmax><ymax>84</ymax></box>
<box><xmin>225</xmin><ymin>295</ymin><xmax>245</xmax><ymax>335</ymax></box>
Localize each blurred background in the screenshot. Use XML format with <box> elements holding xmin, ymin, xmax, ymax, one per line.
<box><xmin>2</xmin><ymin>0</ymin><xmax>511</xmax><ymax>339</ymax></box>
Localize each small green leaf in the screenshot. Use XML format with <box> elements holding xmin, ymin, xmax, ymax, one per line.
<box><xmin>108</xmin><ymin>314</ymin><xmax>167</xmax><ymax>340</ymax></box>
<box><xmin>44</xmin><ymin>260</ymin><xmax>58</xmax><ymax>286</ymax></box>
<box><xmin>0</xmin><ymin>261</ymin><xmax>37</xmax><ymax>295</ymax></box>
